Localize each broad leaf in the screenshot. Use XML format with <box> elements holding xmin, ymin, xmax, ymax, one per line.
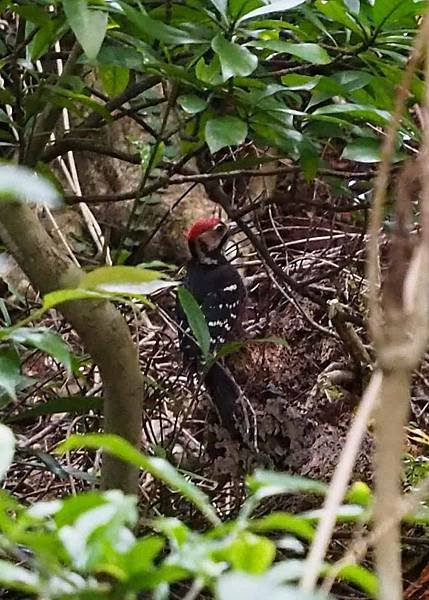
<box><xmin>0</xmin><ymin>560</ymin><xmax>38</xmax><ymax>592</ymax></box>
<box><xmin>8</xmin><ymin>327</ymin><xmax>72</xmax><ymax>372</ymax></box>
<box><xmin>205</xmin><ymin>116</ymin><xmax>248</xmax><ymax>153</ymax></box>
<box><xmin>247</xmin><ymin>470</ymin><xmax>328</xmax><ymax>501</ymax></box>
<box><xmin>79</xmin><ymin>266</ymin><xmax>175</xmax><ymax>296</ymax></box>
<box><xmin>239</xmin><ymin>0</ymin><xmax>307</xmax><ymax>22</ymax></box>
<box><xmin>99</xmin><ymin>64</ymin><xmax>130</xmax><ymax>97</ymax></box>
<box><xmin>257</xmin><ymin>40</ymin><xmax>331</xmax><ymax>65</ymax></box>
<box><xmin>63</xmin><ymin>0</ymin><xmax>107</xmax><ymax>61</ymax></box>
<box><xmin>177</xmin><ymin>95</ymin><xmax>208</xmax><ymax>114</ymax></box>
<box><xmin>212</xmin><ymin>34</ymin><xmax>257</xmax><ymax>80</ymax></box>
<box><xmin>177</xmin><ymin>287</ymin><xmax>211</xmax><ymax>358</ymax></box>
<box><xmin>341</xmin><ymin>137</ymin><xmax>404</xmax><ymax>163</ymax></box>
<box><xmin>0</xmin><ymin>165</ymin><xmax>61</xmax><ymax>207</ymax></box>
<box><xmin>0</xmin><ymin>346</ymin><xmax>22</xmax><ymax>400</ymax></box>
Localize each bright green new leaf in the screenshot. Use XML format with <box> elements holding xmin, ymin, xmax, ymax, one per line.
<box><xmin>63</xmin><ymin>0</ymin><xmax>107</xmax><ymax>62</ymax></box>
<box><xmin>250</xmin><ymin>512</ymin><xmax>315</xmax><ymax>540</ymax></box>
<box><xmin>99</xmin><ymin>64</ymin><xmax>130</xmax><ymax>97</ymax></box>
<box><xmin>0</xmin><ymin>165</ymin><xmax>61</xmax><ymax>207</ymax></box>
<box><xmin>225</xmin><ymin>532</ymin><xmax>276</xmax><ymax>574</ymax></box>
<box><xmin>205</xmin><ymin>116</ymin><xmax>248</xmax><ymax>153</ymax></box>
<box><xmin>58</xmin><ymin>433</ymin><xmax>220</xmax><ymax>526</ymax></box>
<box><xmin>212</xmin><ymin>34</ymin><xmax>258</xmax><ymax>80</ymax></box>
<box><xmin>79</xmin><ymin>266</ymin><xmax>175</xmax><ymax>296</ymax></box>
<box><xmin>177</xmin><ymin>287</ymin><xmax>211</xmax><ymax>359</ymax></box>
<box><xmin>0</xmin><ymin>424</ymin><xmax>15</xmax><ymax>480</ymax></box>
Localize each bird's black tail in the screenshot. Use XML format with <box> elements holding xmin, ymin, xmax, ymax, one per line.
<box><xmin>204</xmin><ymin>362</ymin><xmax>256</xmax><ymax>446</ymax></box>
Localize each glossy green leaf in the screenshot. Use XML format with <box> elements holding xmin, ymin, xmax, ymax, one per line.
<box><xmin>63</xmin><ymin>0</ymin><xmax>107</xmax><ymax>61</ymax></box>
<box><xmin>58</xmin><ymin>434</ymin><xmax>220</xmax><ymax>526</ymax></box>
<box><xmin>80</xmin><ymin>266</ymin><xmax>175</xmax><ymax>296</ymax></box>
<box><xmin>0</xmin><ymin>424</ymin><xmax>15</xmax><ymax>480</ymax></box>
<box><xmin>177</xmin><ymin>94</ymin><xmax>208</xmax><ymax>114</ymax></box>
<box><xmin>250</xmin><ymin>512</ymin><xmax>315</xmax><ymax>540</ymax></box>
<box><xmin>177</xmin><ymin>287</ymin><xmax>211</xmax><ymax>358</ymax></box>
<box><xmin>281</xmin><ymin>74</ymin><xmax>321</xmax><ymax>90</ymax></box>
<box><xmin>8</xmin><ymin>327</ymin><xmax>72</xmax><ymax>372</ymax></box>
<box><xmin>205</xmin><ymin>116</ymin><xmax>248</xmax><ymax>153</ymax></box>
<box><xmin>99</xmin><ymin>64</ymin><xmax>130</xmax><ymax>97</ymax></box>
<box><xmin>247</xmin><ymin>470</ymin><xmax>328</xmax><ymax>501</ymax></box>
<box><xmin>212</xmin><ymin>34</ymin><xmax>257</xmax><ymax>80</ymax></box>
<box><xmin>0</xmin><ymin>165</ymin><xmax>61</xmax><ymax>207</ymax></box>
<box><xmin>257</xmin><ymin>40</ymin><xmax>331</xmax><ymax>65</ymax></box>
<box><xmin>341</xmin><ymin>137</ymin><xmax>404</xmax><ymax>163</ymax></box>
<box><xmin>0</xmin><ymin>346</ymin><xmax>21</xmax><ymax>400</ymax></box>
<box><xmin>43</xmin><ymin>288</ymin><xmax>109</xmax><ymax>310</ymax></box>
<box><xmin>315</xmin><ymin>0</ymin><xmax>365</xmax><ymax>37</ymax></box>
<box><xmin>239</xmin><ymin>0</ymin><xmax>307</xmax><ymax>22</ymax></box>
<box><xmin>310</xmin><ymin>103</ymin><xmax>391</xmax><ymax>126</ymax></box>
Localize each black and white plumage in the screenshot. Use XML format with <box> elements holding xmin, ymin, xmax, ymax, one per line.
<box><xmin>176</xmin><ymin>217</ymin><xmax>247</xmax><ymax>438</ymax></box>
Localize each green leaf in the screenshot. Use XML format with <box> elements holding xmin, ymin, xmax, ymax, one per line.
<box><xmin>0</xmin><ymin>424</ymin><xmax>15</xmax><ymax>480</ymax></box>
<box><xmin>239</xmin><ymin>0</ymin><xmax>307</xmax><ymax>22</ymax></box>
<box><xmin>247</xmin><ymin>471</ymin><xmax>328</xmax><ymax>501</ymax></box>
<box><xmin>79</xmin><ymin>266</ymin><xmax>176</xmax><ymax>296</ymax></box>
<box><xmin>223</xmin><ymin>532</ymin><xmax>276</xmax><ymax>574</ymax></box>
<box><xmin>118</xmin><ymin>2</ymin><xmax>205</xmax><ymax>44</ymax></box>
<box><xmin>0</xmin><ymin>346</ymin><xmax>21</xmax><ymax>400</ymax></box>
<box><xmin>0</xmin><ymin>165</ymin><xmax>61</xmax><ymax>207</ymax></box>
<box><xmin>205</xmin><ymin>116</ymin><xmax>248</xmax><ymax>153</ymax></box>
<box><xmin>99</xmin><ymin>64</ymin><xmax>130</xmax><ymax>97</ymax></box>
<box><xmin>58</xmin><ymin>434</ymin><xmax>220</xmax><ymax>526</ymax></box>
<box><xmin>63</xmin><ymin>0</ymin><xmax>107</xmax><ymax>62</ymax></box>
<box><xmin>212</xmin><ymin>34</ymin><xmax>257</xmax><ymax>81</ymax></box>
<box><xmin>177</xmin><ymin>287</ymin><xmax>211</xmax><ymax>359</ymax></box>
<box><xmin>257</xmin><ymin>40</ymin><xmax>331</xmax><ymax>65</ymax></box>
<box><xmin>314</xmin><ymin>0</ymin><xmax>365</xmax><ymax>37</ymax></box>
<box><xmin>310</xmin><ymin>103</ymin><xmax>391</xmax><ymax>126</ymax></box>
<box><xmin>341</xmin><ymin>137</ymin><xmax>403</xmax><ymax>163</ymax></box>
<box><xmin>334</xmin><ymin>564</ymin><xmax>378</xmax><ymax>598</ymax></box>
<box><xmin>209</xmin><ymin>0</ymin><xmax>228</xmax><ymax>19</ymax></box>
<box><xmin>346</xmin><ymin>481</ymin><xmax>373</xmax><ymax>507</ymax></box>
<box><xmin>250</xmin><ymin>512</ymin><xmax>315</xmax><ymax>540</ymax></box>
<box><xmin>195</xmin><ymin>56</ymin><xmax>224</xmax><ymax>86</ymax></box>
<box><xmin>177</xmin><ymin>95</ymin><xmax>208</xmax><ymax>114</ymax></box>
<box><xmin>281</xmin><ymin>74</ymin><xmax>321</xmax><ymax>90</ymax></box>
<box><xmin>7</xmin><ymin>395</ymin><xmax>103</xmax><ymax>423</ymax></box>
<box><xmin>8</xmin><ymin>328</ymin><xmax>72</xmax><ymax>372</ymax></box>
<box><xmin>43</xmin><ymin>288</ymin><xmax>110</xmax><ymax>310</ymax></box>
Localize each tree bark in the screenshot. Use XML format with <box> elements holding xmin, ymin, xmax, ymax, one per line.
<box><xmin>0</xmin><ymin>201</ymin><xmax>144</xmax><ymax>494</ymax></box>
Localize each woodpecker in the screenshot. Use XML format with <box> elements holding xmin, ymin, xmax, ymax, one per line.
<box><xmin>176</xmin><ymin>216</ymin><xmax>247</xmax><ymax>438</ymax></box>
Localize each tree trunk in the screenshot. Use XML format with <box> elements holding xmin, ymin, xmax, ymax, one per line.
<box><xmin>0</xmin><ymin>201</ymin><xmax>144</xmax><ymax>494</ymax></box>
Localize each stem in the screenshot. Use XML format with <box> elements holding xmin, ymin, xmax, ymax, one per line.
<box><xmin>374</xmin><ymin>369</ymin><xmax>410</xmax><ymax>600</ymax></box>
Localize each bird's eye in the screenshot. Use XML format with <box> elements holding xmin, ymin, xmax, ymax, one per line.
<box><xmin>214</xmin><ymin>223</ymin><xmax>225</xmax><ymax>232</ymax></box>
